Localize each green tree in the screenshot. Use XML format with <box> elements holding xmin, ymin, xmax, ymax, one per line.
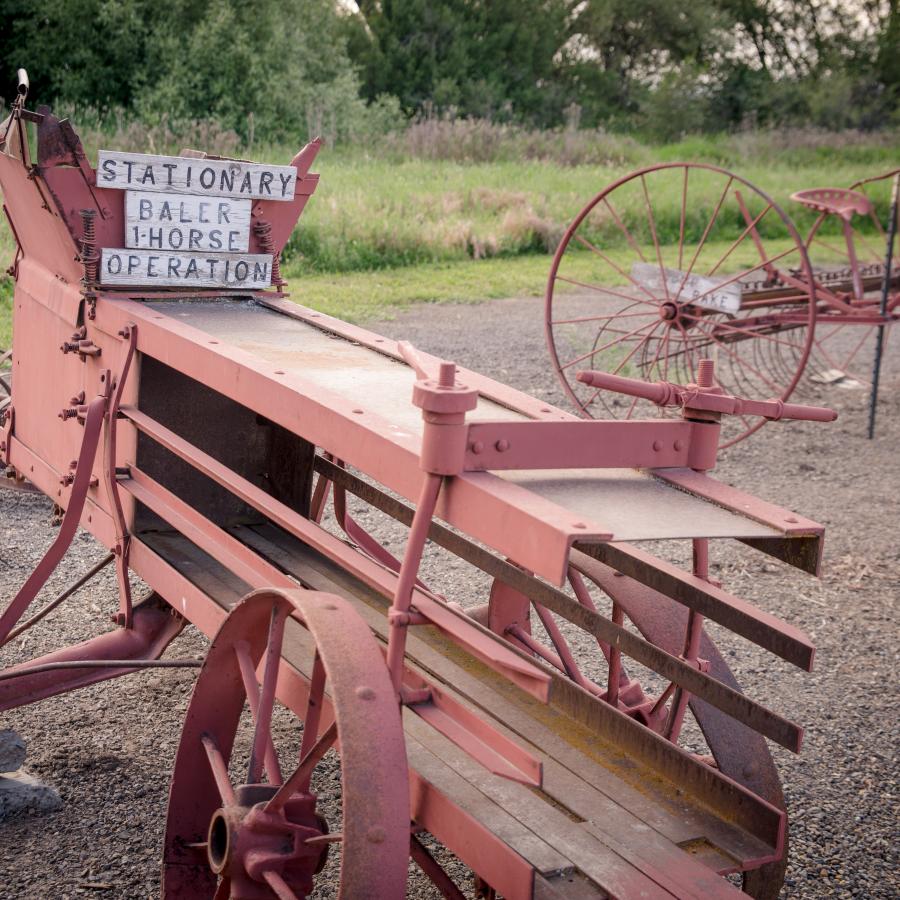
<box><xmin>348</xmin><ymin>0</ymin><xmax>571</xmax><ymax>125</ymax></box>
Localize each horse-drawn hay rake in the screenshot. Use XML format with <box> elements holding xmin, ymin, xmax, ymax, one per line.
<box><xmin>546</xmin><ymin>162</ymin><xmax>899</xmax><ymax>446</ymax></box>
<box><xmin>1</xmin><ymin>74</ymin><xmax>840</xmax><ymax>898</ymax></box>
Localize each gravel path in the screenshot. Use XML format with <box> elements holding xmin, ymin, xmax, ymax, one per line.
<box><xmin>1</xmin><ymin>294</ymin><xmax>898</xmax><ymax>898</ymax></box>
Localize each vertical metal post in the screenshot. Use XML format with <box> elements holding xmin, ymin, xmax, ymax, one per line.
<box><xmin>868</xmin><ymin>173</ymin><xmax>900</xmax><ymax>439</ymax></box>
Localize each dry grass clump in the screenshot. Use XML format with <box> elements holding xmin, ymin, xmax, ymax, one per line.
<box><xmin>499</xmin><ymin>209</ymin><xmax>563</xmax><ymax>253</ymax></box>
<box><xmin>379</xmin><ymin>114</ymin><xmax>646</xmax><ymax>167</ymax></box>
<box><xmin>52</xmin><ymin>106</ymin><xmax>243</xmax><ymax>158</ymax></box>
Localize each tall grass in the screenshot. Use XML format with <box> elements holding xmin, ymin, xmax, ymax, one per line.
<box><xmin>0</xmin><ymin>115</ymin><xmax>896</xmax><ymax>343</ymax></box>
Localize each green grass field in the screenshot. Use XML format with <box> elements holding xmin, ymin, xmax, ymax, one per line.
<box><xmin>0</xmin><ymin>134</ymin><xmax>896</xmax><ymax>348</ymax></box>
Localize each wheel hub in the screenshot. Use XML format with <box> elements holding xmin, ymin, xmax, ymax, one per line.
<box><xmin>207</xmin><ymin>784</ymin><xmax>328</xmax><ymax>898</ymax></box>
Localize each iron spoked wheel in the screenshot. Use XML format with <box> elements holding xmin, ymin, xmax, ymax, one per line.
<box><xmin>801</xmin><ymin>168</ymin><xmax>900</xmax><ymax>384</ymax></box>
<box><xmin>163</xmin><ymin>588</ymin><xmax>410</xmax><ymax>899</ymax></box>
<box><xmin>545</xmin><ymin>163</ymin><xmax>817</xmax><ymax>447</ymax></box>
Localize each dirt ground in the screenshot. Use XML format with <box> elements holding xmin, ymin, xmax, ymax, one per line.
<box><xmin>0</xmin><ymin>294</ymin><xmax>897</xmax><ymax>899</ymax></box>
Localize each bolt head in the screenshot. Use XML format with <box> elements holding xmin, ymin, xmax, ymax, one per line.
<box><xmin>471</xmin><ymin>441</ymin><xmax>484</xmax><ymax>454</ymax></box>
<box><xmin>495</xmin><ymin>439</ymin><xmax>510</xmax><ymax>453</ymax></box>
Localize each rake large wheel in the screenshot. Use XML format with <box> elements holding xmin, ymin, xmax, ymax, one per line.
<box><xmin>162</xmin><ymin>588</ymin><xmax>410</xmax><ymax>899</ymax></box>
<box><xmin>545</xmin><ymin>163</ymin><xmax>817</xmax><ymax>447</ymax></box>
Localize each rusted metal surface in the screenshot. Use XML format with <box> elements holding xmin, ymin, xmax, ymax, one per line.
<box><xmin>163</xmin><ymin>589</ymin><xmax>410</xmax><ymax>898</ymax></box>
<box><xmin>0</xmin><ymin>90</ymin><xmax>841</xmax><ymax>897</ymax></box>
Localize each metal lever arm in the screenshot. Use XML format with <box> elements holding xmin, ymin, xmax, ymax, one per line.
<box><xmin>397</xmin><ymin>340</ymin><xmax>458</xmax><ymax>388</ymax></box>
<box><xmin>577</xmin><ymin>369</ymin><xmax>837</xmax><ymax>423</ymax></box>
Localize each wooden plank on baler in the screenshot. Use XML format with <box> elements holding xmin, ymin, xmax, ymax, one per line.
<box><xmin>239</xmin><ymin>522</ymin><xmax>774</xmax><ymax>859</ymax></box>
<box><xmin>407</xmin><ymin>715</ymin><xmax>743</xmax><ymax>900</ymax></box>
<box><xmin>234</xmin><ymin>523</ymin><xmax>772</xmax><ymax>883</ymax></box>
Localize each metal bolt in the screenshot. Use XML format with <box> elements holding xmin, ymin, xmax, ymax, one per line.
<box><xmin>438</xmin><ymin>362</ymin><xmax>456</xmax><ymax>388</ymax></box>
<box><xmin>470</xmin><ymin>441</ymin><xmax>484</xmax><ymax>454</ymax></box>
<box><xmin>495</xmin><ymin>439</ymin><xmax>510</xmax><ymax>453</ymax></box>
<box><xmin>674</xmin><ymin>439</ymin><xmax>684</xmax><ymax>451</ymax></box>
<box><xmin>367</xmin><ymin>826</ymin><xmax>386</xmax><ymax>844</ymax></box>
<box><xmin>697</xmin><ymin>359</ymin><xmax>715</xmax><ymax>389</ymax></box>
<box><xmin>652</xmin><ymin>440</ymin><xmax>662</xmax><ymax>451</ymax></box>
<box><xmin>355</xmin><ymin>686</ymin><xmax>375</xmax><ymax>701</ymax></box>
<box><xmin>58</xmin><ymin>408</ymin><xmax>78</xmax><ymax>421</ymax></box>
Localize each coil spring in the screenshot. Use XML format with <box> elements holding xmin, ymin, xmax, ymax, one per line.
<box><xmin>79</xmin><ymin>209</ymin><xmax>99</xmax><ymax>283</ymax></box>
<box><xmin>253</xmin><ymin>219</ymin><xmax>285</xmax><ymax>288</ymax></box>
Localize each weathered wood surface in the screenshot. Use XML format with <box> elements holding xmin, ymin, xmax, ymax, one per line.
<box><xmin>100</xmin><ymin>248</ymin><xmax>272</xmax><ymax>288</ymax></box>
<box><xmin>97</xmin><ymin>150</ymin><xmax>296</xmax><ymax>201</ymax></box>
<box><xmin>632</xmin><ymin>263</ymin><xmax>742</xmax><ymax>314</ymax></box>
<box><xmin>125</xmin><ymin>191</ymin><xmax>252</xmax><ymax>252</ymax></box>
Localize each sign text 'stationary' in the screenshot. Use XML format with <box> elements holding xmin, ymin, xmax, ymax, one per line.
<box><xmin>97</xmin><ymin>151</ymin><xmax>296</xmax><ymax>200</ymax></box>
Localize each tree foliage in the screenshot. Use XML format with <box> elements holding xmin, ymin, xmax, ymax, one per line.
<box><xmin>0</xmin><ymin>0</ymin><xmax>896</xmax><ymax>141</ymax></box>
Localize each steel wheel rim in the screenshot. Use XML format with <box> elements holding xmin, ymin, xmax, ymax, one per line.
<box><xmin>162</xmin><ymin>588</ymin><xmax>410</xmax><ymax>899</ymax></box>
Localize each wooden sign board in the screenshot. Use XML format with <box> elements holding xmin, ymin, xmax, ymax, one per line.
<box><xmin>97</xmin><ymin>147</ymin><xmax>296</xmax><ymax>288</ymax></box>
<box><xmin>100</xmin><ymin>249</ymin><xmax>273</xmax><ymax>288</ymax></box>
<box><xmin>125</xmin><ymin>191</ymin><xmax>252</xmax><ymax>252</ymax></box>
<box><xmin>98</xmin><ymin>150</ymin><xmax>297</xmax><ymax>200</ymax></box>
<box><xmin>632</xmin><ymin>263</ymin><xmax>742</xmax><ymax>315</ymax></box>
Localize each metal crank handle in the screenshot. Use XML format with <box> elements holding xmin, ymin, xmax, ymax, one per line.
<box><xmin>576</xmin><ymin>370</ymin><xmax>681</xmax><ymax>407</ymax></box>
<box><xmin>398</xmin><ymin>340</ymin><xmax>457</xmax><ymax>387</ymax></box>
<box><xmin>578</xmin><ymin>368</ymin><xmax>838</xmax><ymax>423</ymax></box>
<box><xmin>734</xmin><ymin>397</ymin><xmax>838</xmax><ymax>423</ymax></box>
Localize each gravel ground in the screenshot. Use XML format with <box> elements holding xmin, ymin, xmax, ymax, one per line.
<box><xmin>0</xmin><ymin>294</ymin><xmax>898</xmax><ymax>899</ymax></box>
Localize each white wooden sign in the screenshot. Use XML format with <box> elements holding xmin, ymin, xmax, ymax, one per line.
<box><xmin>97</xmin><ymin>150</ymin><xmax>297</xmax><ymax>201</ymax></box>
<box><xmin>632</xmin><ymin>263</ymin><xmax>742</xmax><ymax>315</ymax></box>
<box><xmin>125</xmin><ymin>191</ymin><xmax>252</xmax><ymax>252</ymax></box>
<box><xmin>100</xmin><ymin>249</ymin><xmax>272</xmax><ymax>288</ymax></box>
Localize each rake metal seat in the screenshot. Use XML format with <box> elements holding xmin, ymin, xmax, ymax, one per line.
<box><xmin>791</xmin><ymin>187</ymin><xmax>873</xmax><ymax>221</ymax></box>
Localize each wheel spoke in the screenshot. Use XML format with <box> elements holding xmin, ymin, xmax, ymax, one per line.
<box><xmin>602</xmin><ymin>196</ymin><xmax>648</xmax><ymax>263</ymax></box>
<box><xmin>234</xmin><ymin>641</ymin><xmax>283</xmax><ymax>784</ymax></box>
<box><xmin>266</xmin><ymin>721</ymin><xmax>338</xmax><ymax>813</ymax></box>
<box><xmin>706</xmin><ymin>203</ymin><xmax>773</xmax><ymax>278</ymax></box>
<box><xmin>305</xmin><ymin>832</ymin><xmax>343</xmax><ymax>847</ymax></box>
<box><xmin>559</xmin><ymin>320</ymin><xmax>660</xmax><ymax>371</ymax></box>
<box><xmin>201</xmin><ymin>733</ymin><xmax>236</xmax><ymax>806</ymax></box>
<box><xmin>678</xmin><ymin>167</ymin><xmax>689</xmax><ymax>270</ymax></box>
<box><xmin>693</xmin><ymin>325</ymin><xmax>783</xmax><ymax>394</ymax></box>
<box><xmin>686</xmin><ymin>247</ymin><xmax>797</xmax><ymax>307</ymax></box>
<box><xmin>248</xmin><ymin>604</ymin><xmax>288</xmax><ymax>785</ymax></box>
<box><xmin>555</xmin><ymin>274</ymin><xmax>661</xmax><ymax>307</ymax></box>
<box><xmin>680</xmin><ymin>311</ymin><xmax>807</xmax><ymax>351</ymax></box>
<box><xmin>674</xmin><ymin>176</ymin><xmax>734</xmax><ymax>301</ymax></box>
<box><xmin>262</xmin><ymin>869</ymin><xmax>301</xmax><ymax>900</ymax></box>
<box><xmin>573</xmin><ymin>234</ymin><xmax>660</xmax><ymax>301</ymax></box>
<box><xmin>639</xmin><ymin>174</ymin><xmax>670</xmax><ymax>302</ymax></box>
<box><xmin>410</xmin><ymin>834</ymin><xmax>468</xmax><ymax>900</ymax></box>
<box><xmin>550</xmin><ymin>309</ymin><xmax>653</xmax><ymax>326</ymax></box>
<box><xmin>611</xmin><ymin>322</ymin><xmax>664</xmax><ymax>376</ymax></box>
<box><xmin>298</xmin><ymin>649</ymin><xmax>325</xmax><ymax>763</ymax></box>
